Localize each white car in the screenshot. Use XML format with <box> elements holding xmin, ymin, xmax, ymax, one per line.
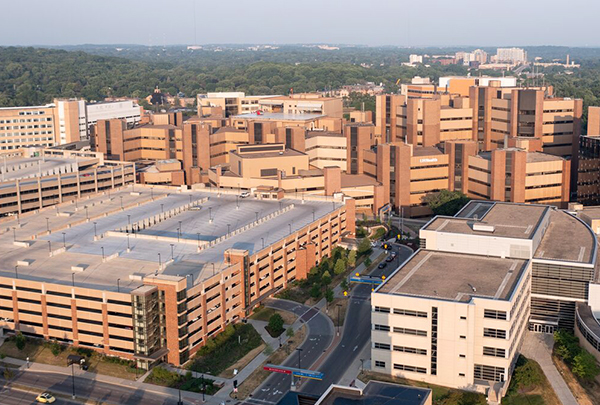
<box><xmin>240</xmin><ymin>192</ymin><xmax>251</xmax><ymax>198</ymax></box>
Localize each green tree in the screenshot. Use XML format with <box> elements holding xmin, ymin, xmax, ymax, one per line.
<box><xmin>554</xmin><ymin>330</ymin><xmax>580</xmax><ymax>362</ymax></box>
<box><xmin>310</xmin><ymin>283</ymin><xmax>322</xmax><ymax>299</ymax></box>
<box><xmin>325</xmin><ymin>288</ymin><xmax>334</xmax><ymax>304</ymax></box>
<box><xmin>572</xmin><ymin>350</ymin><xmax>600</xmax><ymax>380</ymax></box>
<box><xmin>340</xmin><ymin>278</ymin><xmax>349</xmax><ymax>292</ymax></box>
<box><xmin>322</xmin><ymin>271</ymin><xmax>332</xmax><ymax>286</ymax></box>
<box><xmin>364</xmin><ymin>257</ymin><xmax>372</xmax><ymax>267</ymax></box>
<box><xmin>268</xmin><ymin>313</ymin><xmax>285</xmax><ymax>335</ymax></box>
<box><xmin>423</xmin><ymin>190</ymin><xmax>470</xmax><ymax>216</ymax></box>
<box><xmin>512</xmin><ymin>356</ymin><xmax>542</xmax><ymax>388</ymax></box>
<box><xmin>347</xmin><ymin>250</ymin><xmax>357</xmax><ymax>267</ymax></box>
<box><xmin>3</xmin><ymin>367</ymin><xmax>13</xmax><ymax>381</ymax></box>
<box><xmin>15</xmin><ymin>332</ymin><xmax>26</xmax><ymax>351</ymax></box>
<box><xmin>334</xmin><ymin>258</ymin><xmax>346</xmax><ymax>275</ymax></box>
<box><xmin>264</xmin><ymin>343</ymin><xmax>274</xmax><ymax>356</ymax></box>
<box><xmin>286</xmin><ymin>328</ymin><xmax>294</xmax><ymax>338</ymax></box>
<box><xmin>357</xmin><ymin>238</ymin><xmax>372</xmax><ymax>257</ymax></box>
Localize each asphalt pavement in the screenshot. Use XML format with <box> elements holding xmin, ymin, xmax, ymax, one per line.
<box><xmin>0</xmin><ymin>369</ymin><xmax>201</xmax><ymax>405</ymax></box>
<box><xmin>246</xmin><ymin>299</ymin><xmax>334</xmax><ymax>405</ymax></box>
<box><xmin>300</xmin><ymin>244</ymin><xmax>414</xmax><ymax>395</ymax></box>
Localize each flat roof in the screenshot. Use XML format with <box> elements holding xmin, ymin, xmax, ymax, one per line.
<box><xmin>0</xmin><ymin>156</ymin><xmax>96</xmax><ymax>184</ymax></box>
<box><xmin>231</xmin><ymin>112</ymin><xmax>325</xmax><ymax>121</ymax></box>
<box><xmin>424</xmin><ymin>203</ymin><xmax>548</xmax><ymax>239</ymax></box>
<box><xmin>0</xmin><ymin>186</ymin><xmax>343</xmax><ymax>292</ymax></box>
<box><xmin>378</xmin><ymin>250</ymin><xmax>528</xmax><ymax>302</ymax></box>
<box><xmin>232</xmin><ymin>148</ymin><xmax>306</xmax><ymax>159</ymax></box>
<box><xmin>340</xmin><ymin>173</ymin><xmax>379</xmax><ymax>188</ymax></box>
<box><xmin>534</xmin><ymin>210</ymin><xmax>596</xmax><ymax>264</ymax></box>
<box><xmin>320</xmin><ymin>381</ymin><xmax>431</xmax><ymax>405</ymax></box>
<box><xmin>412</xmin><ymin>146</ymin><xmax>443</xmax><ymax>157</ymax></box>
<box><xmin>306</xmin><ymin>131</ymin><xmax>345</xmax><ymax>139</ymax></box>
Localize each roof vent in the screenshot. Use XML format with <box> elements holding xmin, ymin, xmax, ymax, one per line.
<box><xmin>468</xmin><ymin>283</ymin><xmax>477</xmax><ymax>293</ymax></box>
<box><xmin>473</xmin><ymin>223</ymin><xmax>495</xmax><ymax>233</ymax></box>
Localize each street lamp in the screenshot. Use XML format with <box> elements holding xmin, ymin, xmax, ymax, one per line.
<box><xmin>227</xmin><ymin>224</ymin><xmax>231</xmax><ymax>235</ymax></box>
<box><xmin>71</xmin><ymin>273</ymin><xmax>75</xmax><ymax>287</ymax></box>
<box><xmin>120</xmin><ymin>196</ymin><xmax>123</xmax><ymax>210</ymax></box>
<box><xmin>127</xmin><ymin>234</ymin><xmax>130</xmax><ymax>251</ymax></box>
<box><xmin>261</xmin><ymin>238</ymin><xmax>264</xmax><ymax>249</ymax></box>
<box><xmin>117</xmin><ymin>278</ymin><xmax>120</xmax><ymax>293</ymax></box>
<box><xmin>336</xmin><ymin>303</ymin><xmax>342</xmax><ymax>336</ymax></box>
<box><xmin>179</xmin><ymin>221</ymin><xmax>182</xmax><ymax>238</ymax></box>
<box><xmin>101</xmin><ymin>246</ymin><xmax>105</xmax><ymax>260</ymax></box>
<box><xmin>12</xmin><ymin>227</ymin><xmax>16</xmax><ymax>242</ymax></box>
<box><xmin>70</xmin><ymin>359</ymin><xmax>76</xmax><ymax>399</ymax></box>
<box><xmin>255</xmin><ymin>211</ymin><xmax>258</xmax><ymax>222</ymax></box>
<box><xmin>48</xmin><ymin>240</ymin><xmax>51</xmax><ymax>253</ymax></box>
<box><xmin>288</xmin><ymin>223</ymin><xmax>292</xmax><ymax>235</ymax></box>
<box><xmin>296</xmin><ymin>348</ymin><xmax>303</xmax><ymax>385</ymax></box>
<box><xmin>46</xmin><ymin>217</ymin><xmax>49</xmax><ymax>232</ymax></box>
<box><xmin>209</xmin><ymin>207</ymin><xmax>212</xmax><ymax>222</ymax></box>
<box><xmin>158</xmin><ymin>253</ymin><xmax>162</xmax><ymax>269</ymax></box>
<box><xmin>93</xmin><ymin>222</ymin><xmax>97</xmax><ymax>237</ymax></box>
<box><xmin>312</xmin><ymin>209</ymin><xmax>315</xmax><ymax>221</ymax></box>
<box><xmin>85</xmin><ymin>206</ymin><xmax>89</xmax><ymax>220</ymax></box>
<box><xmin>197</xmin><ymin>233</ymin><xmax>200</xmax><ymax>248</ymax></box>
<box><xmin>127</xmin><ymin>215</ymin><xmax>131</xmax><ymax>226</ymax></box>
<box><xmin>171</xmin><ymin>243</ymin><xmax>175</xmax><ymax>260</ymax></box>
<box><xmin>177</xmin><ymin>228</ymin><xmax>180</xmax><ymax>242</ymax></box>
<box><xmin>62</xmin><ymin>232</ymin><xmax>66</xmax><ymax>248</ymax></box>
<box><xmin>14</xmin><ymin>265</ymin><xmax>18</xmax><ymax>279</ymax></box>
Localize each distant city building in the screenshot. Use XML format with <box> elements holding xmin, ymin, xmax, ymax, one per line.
<box><xmin>494</xmin><ymin>48</ymin><xmax>527</xmax><ymax>64</ymax></box>
<box><xmin>409</xmin><ymin>54</ymin><xmax>423</xmax><ymax>65</ymax></box>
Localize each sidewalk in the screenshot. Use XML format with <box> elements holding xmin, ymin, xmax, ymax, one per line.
<box><xmin>0</xmin><ymin>355</ymin><xmax>207</xmax><ymax>403</ymax></box>
<box><xmin>520</xmin><ymin>331</ymin><xmax>578</xmax><ymax>405</ymax></box>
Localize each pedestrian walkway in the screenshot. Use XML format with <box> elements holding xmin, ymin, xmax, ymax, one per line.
<box><xmin>520</xmin><ymin>331</ymin><xmax>578</xmax><ymax>405</ymax></box>
<box><xmin>0</xmin><ymin>355</ymin><xmax>207</xmax><ymax>403</ymax></box>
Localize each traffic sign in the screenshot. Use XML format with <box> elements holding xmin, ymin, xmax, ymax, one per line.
<box><xmin>350</xmin><ymin>276</ymin><xmax>382</xmax><ymax>285</ymax></box>
<box><xmin>292</xmin><ymin>370</ymin><xmax>324</xmax><ymax>380</ymax></box>
<box><xmin>264</xmin><ymin>365</ymin><xmax>292</xmax><ymax>374</ymax></box>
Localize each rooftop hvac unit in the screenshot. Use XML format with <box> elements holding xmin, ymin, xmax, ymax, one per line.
<box><xmin>473</xmin><ymin>223</ymin><xmax>495</xmax><ymax>233</ymax></box>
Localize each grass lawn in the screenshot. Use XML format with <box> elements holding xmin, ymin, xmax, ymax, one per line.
<box><xmin>233</xmin><ymin>324</ymin><xmax>307</xmax><ymax>400</ymax></box>
<box><xmin>250</xmin><ymin>306</ymin><xmax>297</xmax><ymax>326</ymax></box>
<box><xmin>503</xmin><ymin>356</ymin><xmax>560</xmax><ymax>405</ymax></box>
<box><xmin>552</xmin><ymin>354</ymin><xmax>597</xmax><ymax>405</ymax></box>
<box><xmin>146</xmin><ymin>366</ymin><xmax>219</xmax><ymax>395</ymax></box>
<box><xmin>0</xmin><ymin>337</ymin><xmax>138</xmax><ymax>380</ymax></box>
<box><xmin>188</xmin><ymin>323</ymin><xmax>263</xmax><ymax>376</ymax></box>
<box><xmin>322</xmin><ymin>297</ymin><xmax>348</xmax><ymax>328</ymax></box>
<box><xmin>220</xmin><ymin>342</ymin><xmax>265</xmax><ymax>379</ymax></box>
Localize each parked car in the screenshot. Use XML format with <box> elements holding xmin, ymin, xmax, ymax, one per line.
<box><xmin>240</xmin><ymin>191</ymin><xmax>251</xmax><ymax>198</ymax></box>
<box><xmin>36</xmin><ymin>393</ymin><xmax>56</xmax><ymax>403</ymax></box>
<box><xmin>378</xmin><ymin>262</ymin><xmax>387</xmax><ymax>269</ymax></box>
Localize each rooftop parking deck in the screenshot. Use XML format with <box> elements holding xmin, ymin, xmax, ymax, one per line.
<box><xmin>0</xmin><ymin>186</ymin><xmax>343</xmax><ymax>292</ymax></box>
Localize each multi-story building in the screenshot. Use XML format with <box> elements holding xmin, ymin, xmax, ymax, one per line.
<box><xmin>494</xmin><ymin>48</ymin><xmax>527</xmax><ymax>64</ymax></box>
<box><xmin>372</xmin><ymin>200</ymin><xmax>599</xmax><ymax>401</ymax></box>
<box><xmin>578</xmin><ymin>135</ymin><xmax>600</xmax><ymax>205</ymax></box>
<box><xmin>197</xmin><ymin>92</ymin><xmax>277</xmax><ymax>117</ymax></box>
<box><xmin>0</xmin><ymin>148</ymin><xmax>135</xmax><ymax>217</ymax></box>
<box><xmin>0</xmin><ymin>100</ymin><xmax>142</xmax><ymax>150</ymax></box>
<box><xmin>465</xmin><ymin>148</ymin><xmax>570</xmax><ymax>207</ymax></box>
<box><xmin>0</xmin><ymin>186</ymin><xmax>356</xmax><ymax>369</ymax></box>
<box><xmin>305</xmin><ymin>131</ymin><xmax>348</xmax><ymax>171</ymax></box>
<box><xmin>258</xmin><ymin>94</ymin><xmax>343</xmax><ymax>118</ymax></box>
<box><xmin>0</xmin><ymin>105</ymin><xmax>57</xmax><ymax>151</ymax></box>
<box><xmin>375</xmin><ymin>94</ymin><xmax>404</xmax><ymax>142</ymax></box>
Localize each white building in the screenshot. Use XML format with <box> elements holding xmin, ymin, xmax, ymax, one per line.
<box><xmin>494</xmin><ymin>48</ymin><xmax>527</xmax><ymax>64</ymax></box>
<box><xmin>85</xmin><ymin>100</ymin><xmax>142</xmax><ymax>131</ymax></box>
<box><xmin>372</xmin><ymin>201</ymin><xmax>599</xmax><ymax>403</ymax></box>
<box><xmin>409</xmin><ymin>54</ymin><xmax>423</xmax><ymax>65</ymax></box>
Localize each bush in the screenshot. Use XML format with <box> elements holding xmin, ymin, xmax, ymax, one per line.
<box><xmin>286</xmin><ymin>328</ymin><xmax>294</xmax><ymax>338</ymax></box>
<box><xmin>267</xmin><ymin>313</ymin><xmax>285</xmax><ymax>336</ymax></box>
<box><xmin>364</xmin><ymin>257</ymin><xmax>372</xmax><ymax>267</ymax></box>
<box><xmin>310</xmin><ymin>283</ymin><xmax>322</xmax><ymax>299</ymax></box>
<box><xmin>3</xmin><ymin>367</ymin><xmax>13</xmax><ymax>380</ymax></box>
<box><xmin>334</xmin><ymin>259</ymin><xmax>346</xmax><ymax>275</ymax></box>
<box><xmin>572</xmin><ymin>349</ymin><xmax>600</xmax><ymax>380</ymax></box>
<box><xmin>511</xmin><ymin>356</ymin><xmax>543</xmax><ymax>390</ymax></box>
<box><xmin>50</xmin><ymin>341</ymin><xmax>62</xmax><ymax>357</ymax></box>
<box><xmin>347</xmin><ymin>251</ymin><xmax>357</xmax><ymax>267</ymax></box>
<box><xmin>15</xmin><ymin>332</ymin><xmax>26</xmax><ymax>351</ymax></box>
<box><xmin>554</xmin><ymin>329</ymin><xmax>581</xmax><ymax>363</ymax></box>
<box><xmin>322</xmin><ymin>271</ymin><xmax>332</xmax><ymax>286</ymax></box>
<box><xmin>76</xmin><ymin>347</ymin><xmax>93</xmax><ymax>358</ymax></box>
<box><xmin>325</xmin><ymin>288</ymin><xmax>334</xmax><ymax>304</ymax></box>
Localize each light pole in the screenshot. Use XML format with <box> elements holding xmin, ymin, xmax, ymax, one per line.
<box><xmin>209</xmin><ymin>207</ymin><xmax>212</xmax><ymax>222</ymax></box>
<box><xmin>14</xmin><ymin>265</ymin><xmax>18</xmax><ymax>279</ymax></box>
<box><xmin>127</xmin><ymin>215</ymin><xmax>131</xmax><ymax>226</ymax></box>
<box><xmin>227</xmin><ymin>224</ymin><xmax>231</xmax><ymax>235</ymax></box>
<box><xmin>177</xmin><ymin>228</ymin><xmax>180</xmax><ymax>242</ymax></box>
<box><xmin>197</xmin><ymin>233</ymin><xmax>200</xmax><ymax>248</ymax></box>
<box><xmin>117</xmin><ymin>278</ymin><xmax>120</xmax><ymax>293</ymax></box>
<box><xmin>312</xmin><ymin>209</ymin><xmax>315</xmax><ymax>221</ymax></box>
<box><xmin>12</xmin><ymin>227</ymin><xmax>16</xmax><ymax>242</ymax></box>
<box><xmin>85</xmin><ymin>206</ymin><xmax>89</xmax><ymax>220</ymax></box>
<box><xmin>261</xmin><ymin>238</ymin><xmax>264</xmax><ymax>249</ymax></box>
<box><xmin>288</xmin><ymin>223</ymin><xmax>292</xmax><ymax>235</ymax></box>
<box><xmin>336</xmin><ymin>304</ymin><xmax>342</xmax><ymax>336</ymax></box>
<box><xmin>178</xmin><ymin>221</ymin><xmax>182</xmax><ymax>239</ymax></box>
<box><xmin>101</xmin><ymin>247</ymin><xmax>105</xmax><ymax>260</ymax></box>
<box><xmin>93</xmin><ymin>222</ymin><xmax>97</xmax><ymax>237</ymax></box>
<box><xmin>46</xmin><ymin>217</ymin><xmax>49</xmax><ymax>232</ymax></box>
<box><xmin>211</xmin><ymin>263</ymin><xmax>215</xmax><ymax>276</ymax></box>
<box><xmin>71</xmin><ymin>360</ymin><xmax>76</xmax><ymax>399</ymax></box>
<box><xmin>151</xmin><ymin>187</ymin><xmax>154</xmax><ymax>201</ymax></box>
<box><xmin>255</xmin><ymin>211</ymin><xmax>258</xmax><ymax>222</ymax></box>
<box><xmin>127</xmin><ymin>234</ymin><xmax>130</xmax><ymax>251</ymax></box>
<box><xmin>71</xmin><ymin>273</ymin><xmax>75</xmax><ymax>287</ymax></box>
<box><xmin>296</xmin><ymin>348</ymin><xmax>303</xmax><ymax>385</ymax></box>
<box><xmin>171</xmin><ymin>243</ymin><xmax>175</xmax><ymax>260</ymax></box>
<box><xmin>62</xmin><ymin>232</ymin><xmax>66</xmax><ymax>248</ymax></box>
<box><xmin>120</xmin><ymin>196</ymin><xmax>123</xmax><ymax>210</ymax></box>
<box><xmin>158</xmin><ymin>253</ymin><xmax>162</xmax><ymax>269</ymax></box>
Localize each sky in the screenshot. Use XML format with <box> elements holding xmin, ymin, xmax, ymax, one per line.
<box><xmin>1</xmin><ymin>0</ymin><xmax>598</xmax><ymax>47</ymax></box>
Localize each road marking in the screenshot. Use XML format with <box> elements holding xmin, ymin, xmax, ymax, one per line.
<box><xmin>353</xmin><ymin>345</ymin><xmax>358</xmax><ymax>352</ymax></box>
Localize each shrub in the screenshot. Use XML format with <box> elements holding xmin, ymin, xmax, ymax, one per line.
<box><xmin>512</xmin><ymin>356</ymin><xmax>542</xmax><ymax>389</ymax></box>
<box><xmin>322</xmin><ymin>271</ymin><xmax>332</xmax><ymax>286</ymax></box>
<box><xmin>76</xmin><ymin>347</ymin><xmax>93</xmax><ymax>357</ymax></box>
<box><xmin>334</xmin><ymin>259</ymin><xmax>346</xmax><ymax>275</ymax></box>
<box><xmin>3</xmin><ymin>367</ymin><xmax>13</xmax><ymax>380</ymax></box>
<box><xmin>325</xmin><ymin>288</ymin><xmax>334</xmax><ymax>304</ymax></box>
<box><xmin>286</xmin><ymin>328</ymin><xmax>294</xmax><ymax>338</ymax></box>
<box><xmin>15</xmin><ymin>332</ymin><xmax>26</xmax><ymax>351</ymax></box>
<box><xmin>50</xmin><ymin>341</ymin><xmax>62</xmax><ymax>357</ymax></box>
<box><xmin>572</xmin><ymin>349</ymin><xmax>600</xmax><ymax>380</ymax></box>
<box><xmin>267</xmin><ymin>313</ymin><xmax>285</xmax><ymax>336</ymax></box>
<box><xmin>310</xmin><ymin>283</ymin><xmax>322</xmax><ymax>299</ymax></box>
<box><xmin>347</xmin><ymin>251</ymin><xmax>357</xmax><ymax>267</ymax></box>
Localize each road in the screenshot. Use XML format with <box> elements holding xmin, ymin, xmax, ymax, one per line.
<box><xmin>246</xmin><ymin>299</ymin><xmax>334</xmax><ymax>404</ymax></box>
<box><xmin>0</xmin><ymin>370</ymin><xmax>199</xmax><ymax>405</ymax></box>
<box><xmin>300</xmin><ymin>244</ymin><xmax>414</xmax><ymax>395</ymax></box>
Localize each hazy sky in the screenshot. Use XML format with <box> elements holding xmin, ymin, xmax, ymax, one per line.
<box><xmin>1</xmin><ymin>0</ymin><xmax>597</xmax><ymax>47</ymax></box>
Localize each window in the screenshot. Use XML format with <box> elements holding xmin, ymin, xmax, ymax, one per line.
<box><xmin>460</xmin><ymin>335</ymin><xmax>466</xmax><ymax>339</ymax></box>
<box><xmin>483</xmin><ymin>347</ymin><xmax>506</xmax><ymax>358</ymax></box>
<box><xmin>374</xmin><ymin>324</ymin><xmax>390</xmax><ymax>332</ymax></box>
<box><xmin>459</xmin><ymin>354</ymin><xmax>466</xmax><ymax>358</ymax></box>
<box><xmin>484</xmin><ymin>309</ymin><xmax>507</xmax><ymax>320</ymax></box>
<box><xmin>374</xmin><ymin>342</ymin><xmax>391</xmax><ymax>350</ymax></box>
<box><xmin>484</xmin><ymin>328</ymin><xmax>507</xmax><ymax>339</ymax></box>
<box><xmin>374</xmin><ymin>306</ymin><xmax>390</xmax><ymax>313</ymax></box>
<box><xmin>375</xmin><ymin>361</ymin><xmax>386</xmax><ymax>368</ymax></box>
<box><xmin>393</xmin><ymin>346</ymin><xmax>426</xmax><ymax>355</ymax></box>
<box><xmin>460</xmin><ymin>316</ymin><xmax>467</xmax><ymax>320</ymax></box>
<box><xmin>459</xmin><ymin>373</ymin><xmax>466</xmax><ymax>377</ymax></box>
<box><xmin>393</xmin><ymin>327</ymin><xmax>427</xmax><ymax>337</ymax></box>
<box><xmin>393</xmin><ymin>363</ymin><xmax>426</xmax><ymax>374</ymax></box>
<box><xmin>393</xmin><ymin>308</ymin><xmax>427</xmax><ymax>318</ymax></box>
<box><xmin>474</xmin><ymin>364</ymin><xmax>505</xmax><ymax>382</ymax></box>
